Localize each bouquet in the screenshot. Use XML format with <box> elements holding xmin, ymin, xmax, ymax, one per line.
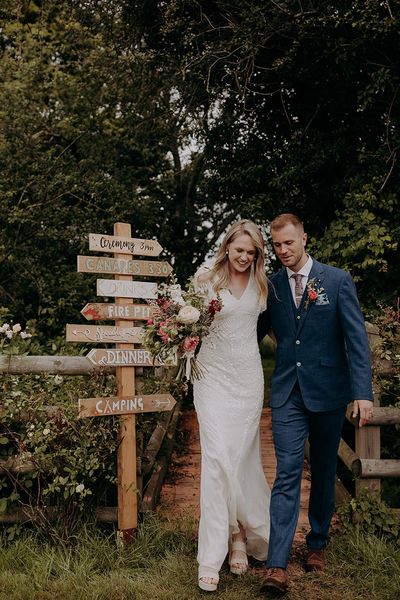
<box><xmin>142</xmin><ymin>278</ymin><xmax>222</xmax><ymax>382</ymax></box>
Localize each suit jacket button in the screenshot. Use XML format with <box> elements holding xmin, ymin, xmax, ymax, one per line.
<box><xmin>296</xmin><ymin>340</ymin><xmax>300</xmax><ymax>345</ymax></box>
<box><xmin>296</xmin><ymin>361</ymin><xmax>301</xmax><ymax>367</ymax></box>
<box><xmin>297</xmin><ymin>315</ymin><xmax>301</xmax><ymax>320</ymax></box>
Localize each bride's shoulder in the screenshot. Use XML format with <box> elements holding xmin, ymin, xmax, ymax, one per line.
<box><xmin>194</xmin><ymin>265</ymin><xmax>213</xmax><ymax>283</ymax></box>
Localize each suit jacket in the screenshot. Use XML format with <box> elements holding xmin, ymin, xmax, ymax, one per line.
<box><xmin>257</xmin><ymin>259</ymin><xmax>373</xmax><ymax>411</ymax></box>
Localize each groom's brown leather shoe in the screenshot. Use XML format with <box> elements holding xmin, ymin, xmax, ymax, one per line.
<box><xmin>260</xmin><ymin>568</ymin><xmax>288</xmax><ymax>594</ymax></box>
<box><xmin>306</xmin><ymin>548</ymin><xmax>325</xmax><ymax>571</ymax></box>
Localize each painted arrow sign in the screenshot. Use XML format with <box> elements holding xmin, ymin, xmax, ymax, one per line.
<box><xmin>89</xmin><ymin>233</ymin><xmax>162</xmax><ymax>257</ymax></box>
<box><xmin>85</xmin><ymin>348</ymin><xmax>177</xmax><ymax>367</ymax></box>
<box><xmin>66</xmin><ymin>324</ymin><xmax>143</xmax><ymax>344</ymax></box>
<box><xmin>78</xmin><ymin>393</ymin><xmax>176</xmax><ymax>418</ymax></box>
<box><xmin>81</xmin><ymin>303</ymin><xmax>154</xmax><ymax>321</ymax></box>
<box><xmin>96</xmin><ymin>279</ymin><xmax>157</xmax><ymax>299</ymax></box>
<box><xmin>77</xmin><ymin>256</ymin><xmax>172</xmax><ymax>278</ymax></box>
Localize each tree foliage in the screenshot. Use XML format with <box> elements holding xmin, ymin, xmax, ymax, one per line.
<box><xmin>0</xmin><ymin>0</ymin><xmax>399</xmax><ymax>337</ymax></box>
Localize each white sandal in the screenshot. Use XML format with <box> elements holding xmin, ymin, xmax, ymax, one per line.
<box><xmin>198</xmin><ymin>566</ymin><xmax>219</xmax><ymax>592</ymax></box>
<box><xmin>229</xmin><ymin>540</ymin><xmax>248</xmax><ymax>575</ymax></box>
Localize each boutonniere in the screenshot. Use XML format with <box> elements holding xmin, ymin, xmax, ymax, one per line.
<box><xmin>304</xmin><ymin>278</ymin><xmax>325</xmax><ymax>309</ymax></box>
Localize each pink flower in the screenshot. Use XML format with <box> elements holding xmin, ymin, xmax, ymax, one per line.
<box><xmin>146</xmin><ymin>319</ymin><xmax>154</xmax><ymax>326</ymax></box>
<box><xmin>182</xmin><ymin>336</ymin><xmax>200</xmax><ymax>353</ymax></box>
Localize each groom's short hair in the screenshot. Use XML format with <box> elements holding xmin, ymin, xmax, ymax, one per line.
<box><xmin>270</xmin><ymin>213</ymin><xmax>304</xmax><ymax>232</ymax></box>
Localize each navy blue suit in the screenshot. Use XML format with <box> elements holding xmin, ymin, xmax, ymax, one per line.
<box><xmin>258</xmin><ymin>259</ymin><xmax>373</xmax><ymax>567</ymax></box>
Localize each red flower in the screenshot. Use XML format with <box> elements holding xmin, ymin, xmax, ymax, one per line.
<box><xmin>156</xmin><ymin>297</ymin><xmax>171</xmax><ymax>310</ymax></box>
<box><xmin>307</xmin><ymin>289</ymin><xmax>318</xmax><ymax>301</ymax></box>
<box><xmin>208</xmin><ymin>298</ymin><xmax>222</xmax><ymax>317</ymax></box>
<box><xmin>146</xmin><ymin>319</ymin><xmax>154</xmax><ymax>326</ymax></box>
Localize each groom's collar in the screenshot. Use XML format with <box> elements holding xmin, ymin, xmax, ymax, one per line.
<box><xmin>285</xmin><ymin>254</ymin><xmax>313</xmax><ymax>280</ymax></box>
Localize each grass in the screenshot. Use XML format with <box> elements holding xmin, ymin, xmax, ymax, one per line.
<box><xmin>0</xmin><ymin>516</ymin><xmax>399</xmax><ymax>600</ymax></box>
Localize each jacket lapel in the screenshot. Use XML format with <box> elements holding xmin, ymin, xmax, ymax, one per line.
<box><xmin>296</xmin><ymin>259</ymin><xmax>325</xmax><ymax>335</ymax></box>
<box><xmin>273</xmin><ymin>268</ymin><xmax>296</xmax><ymax>333</ymax></box>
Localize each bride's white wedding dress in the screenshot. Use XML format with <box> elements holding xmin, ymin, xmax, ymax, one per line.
<box><xmin>193</xmin><ymin>267</ymin><xmax>270</xmax><ymax>578</ymax></box>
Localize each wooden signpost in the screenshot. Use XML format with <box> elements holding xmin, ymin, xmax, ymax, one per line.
<box><xmin>77</xmin><ymin>256</ymin><xmax>172</xmax><ymax>277</ymax></box>
<box><xmin>97</xmin><ymin>279</ymin><xmax>157</xmax><ymax>299</ymax></box>
<box><xmin>79</xmin><ymin>394</ymin><xmax>176</xmax><ymax>418</ymax></box>
<box><xmin>67</xmin><ymin>222</ymin><xmax>176</xmax><ymax>544</ymax></box>
<box><xmin>81</xmin><ymin>303</ymin><xmax>153</xmax><ymax>321</ymax></box>
<box><xmin>86</xmin><ymin>348</ymin><xmax>177</xmax><ymax>367</ymax></box>
<box><xmin>89</xmin><ymin>233</ymin><xmax>162</xmax><ymax>257</ymax></box>
<box><xmin>66</xmin><ymin>324</ymin><xmax>144</xmax><ymax>344</ymax></box>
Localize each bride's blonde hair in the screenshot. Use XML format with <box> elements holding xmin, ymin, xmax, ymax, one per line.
<box><xmin>200</xmin><ymin>219</ymin><xmax>268</xmax><ymax>307</ymax></box>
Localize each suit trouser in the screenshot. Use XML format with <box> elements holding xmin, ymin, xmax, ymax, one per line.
<box><xmin>266</xmin><ymin>384</ymin><xmax>346</xmax><ymax>568</ymax></box>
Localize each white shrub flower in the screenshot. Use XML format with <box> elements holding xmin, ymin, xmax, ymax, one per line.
<box><xmin>75</xmin><ymin>483</ymin><xmax>85</xmax><ymax>493</ymax></box>
<box><xmin>12</xmin><ymin>323</ymin><xmax>22</xmax><ymax>333</ymax></box>
<box><xmin>43</xmin><ymin>428</ymin><xmax>50</xmax><ymax>436</ymax></box>
<box><xmin>20</xmin><ymin>331</ymin><xmax>32</xmax><ymax>339</ymax></box>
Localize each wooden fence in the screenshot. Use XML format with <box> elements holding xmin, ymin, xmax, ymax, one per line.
<box><xmin>337</xmin><ymin>323</ymin><xmax>400</xmax><ymax>515</ymax></box>
<box><xmin>0</xmin><ymin>355</ymin><xmax>179</xmax><ymax>523</ymax></box>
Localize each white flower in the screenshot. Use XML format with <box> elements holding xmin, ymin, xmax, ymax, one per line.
<box><xmin>30</xmin><ymin>424</ymin><xmax>35</xmax><ymax>430</ymax></box>
<box><xmin>43</xmin><ymin>428</ymin><xmax>50</xmax><ymax>436</ymax></box>
<box><xmin>0</xmin><ymin>323</ymin><xmax>10</xmax><ymax>332</ymax></box>
<box><xmin>53</xmin><ymin>375</ymin><xmax>63</xmax><ymax>385</ymax></box>
<box><xmin>177</xmin><ymin>305</ymin><xmax>201</xmax><ymax>325</ymax></box>
<box><xmin>169</xmin><ymin>284</ymin><xmax>186</xmax><ymax>306</ymax></box>
<box><xmin>6</xmin><ymin>330</ymin><xmax>13</xmax><ymax>339</ymax></box>
<box><xmin>12</xmin><ymin>323</ymin><xmax>22</xmax><ymax>333</ymax></box>
<box><xmin>20</xmin><ymin>331</ymin><xmax>32</xmax><ymax>339</ymax></box>
<box><xmin>75</xmin><ymin>483</ymin><xmax>85</xmax><ymax>493</ymax></box>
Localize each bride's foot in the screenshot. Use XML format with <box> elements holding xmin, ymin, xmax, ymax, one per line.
<box><xmin>229</xmin><ymin>539</ymin><xmax>248</xmax><ymax>575</ymax></box>
<box><xmin>198</xmin><ymin>567</ymin><xmax>219</xmax><ymax>592</ymax></box>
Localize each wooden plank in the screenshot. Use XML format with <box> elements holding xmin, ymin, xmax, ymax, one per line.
<box><xmin>0</xmin><ymin>506</ymin><xmax>118</xmax><ymax>524</ymax></box>
<box><xmin>96</xmin><ymin>279</ymin><xmax>157</xmax><ymax>299</ymax></box>
<box><xmin>66</xmin><ymin>324</ymin><xmax>143</xmax><ymax>344</ymax></box>
<box><xmin>77</xmin><ymin>255</ymin><xmax>172</xmax><ymax>277</ymax></box>
<box><xmin>346</xmin><ymin>403</ymin><xmax>400</xmax><ymax>426</ymax></box>
<box><xmin>78</xmin><ymin>394</ymin><xmax>176</xmax><ymax>418</ymax></box>
<box><xmin>89</xmin><ymin>233</ymin><xmax>162</xmax><ymax>257</ymax></box>
<box><xmin>142</xmin><ymin>405</ymin><xmax>180</xmax><ymax>512</ymax></box>
<box><xmin>81</xmin><ymin>302</ymin><xmax>154</xmax><ymax>321</ymax></box>
<box><xmin>0</xmin><ymin>355</ymin><xmax>115</xmax><ymax>375</ymax></box>
<box><xmin>360</xmin><ymin>459</ymin><xmax>400</xmax><ymax>478</ymax></box>
<box><xmin>142</xmin><ymin>411</ymin><xmax>173</xmax><ymax>476</ymax></box>
<box><xmin>86</xmin><ymin>348</ymin><xmax>177</xmax><ymax>367</ymax></box>
<box><xmin>338</xmin><ymin>438</ymin><xmax>361</xmax><ymax>475</ymax></box>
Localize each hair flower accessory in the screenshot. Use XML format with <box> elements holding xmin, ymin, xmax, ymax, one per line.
<box><xmin>142</xmin><ymin>276</ymin><xmax>222</xmax><ymax>382</ymax></box>
<box><xmin>304</xmin><ymin>278</ymin><xmax>325</xmax><ymax>309</ymax></box>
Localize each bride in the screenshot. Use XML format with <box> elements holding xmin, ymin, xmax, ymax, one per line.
<box><xmin>193</xmin><ymin>219</ymin><xmax>270</xmax><ymax>592</ymax></box>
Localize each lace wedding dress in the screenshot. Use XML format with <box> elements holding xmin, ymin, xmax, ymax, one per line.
<box><xmin>193</xmin><ymin>267</ymin><xmax>270</xmax><ymax>579</ymax></box>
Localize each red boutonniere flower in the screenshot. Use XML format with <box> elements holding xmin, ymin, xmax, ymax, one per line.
<box><xmin>304</xmin><ymin>278</ymin><xmax>324</xmax><ymax>309</ymax></box>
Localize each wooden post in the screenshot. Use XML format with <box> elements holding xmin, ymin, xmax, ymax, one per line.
<box><xmin>114</xmin><ymin>222</ymin><xmax>137</xmax><ymax>542</ymax></box>
<box><xmin>355</xmin><ymin>381</ymin><xmax>381</xmax><ymax>496</ymax></box>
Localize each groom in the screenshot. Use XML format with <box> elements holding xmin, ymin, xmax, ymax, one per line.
<box><xmin>258</xmin><ymin>213</ymin><xmax>373</xmax><ymax>594</ymax></box>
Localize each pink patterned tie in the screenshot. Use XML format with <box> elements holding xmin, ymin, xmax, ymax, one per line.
<box><xmin>292</xmin><ymin>273</ymin><xmax>304</xmax><ymax>308</ymax></box>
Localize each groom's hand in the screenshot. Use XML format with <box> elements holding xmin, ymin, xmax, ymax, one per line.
<box><xmin>352</xmin><ymin>399</ymin><xmax>374</xmax><ymax>428</ymax></box>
